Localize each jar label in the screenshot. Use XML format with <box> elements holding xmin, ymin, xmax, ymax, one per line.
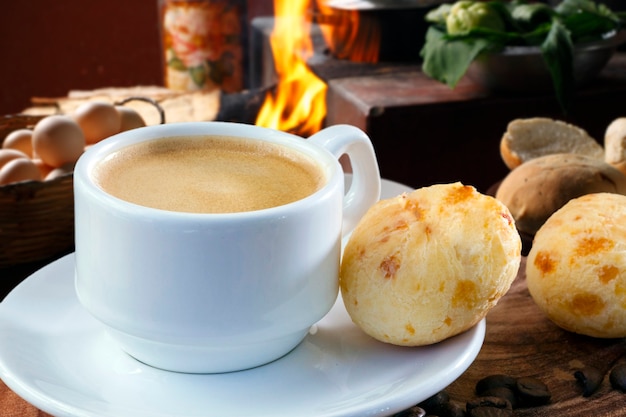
<box><xmin>161</xmin><ymin>0</ymin><xmax>244</xmax><ymax>92</ymax></box>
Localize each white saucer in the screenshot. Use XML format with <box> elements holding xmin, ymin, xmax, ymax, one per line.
<box><xmin>0</xmin><ymin>253</ymin><xmax>484</xmax><ymax>417</ymax></box>
<box><xmin>0</xmin><ymin>179</ymin><xmax>485</xmax><ymax>417</ymax></box>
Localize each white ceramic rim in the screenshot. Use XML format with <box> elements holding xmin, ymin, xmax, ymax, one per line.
<box><xmin>74</xmin><ymin>121</ymin><xmax>342</xmax><ymax>220</ymax></box>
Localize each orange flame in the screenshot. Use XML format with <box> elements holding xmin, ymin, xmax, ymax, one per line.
<box><xmin>315</xmin><ymin>2</ymin><xmax>380</xmax><ymax>63</ymax></box>
<box><xmin>255</xmin><ymin>0</ymin><xmax>328</xmax><ymax>137</ymax></box>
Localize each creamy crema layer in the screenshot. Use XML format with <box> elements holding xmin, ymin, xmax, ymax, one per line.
<box><xmin>93</xmin><ymin>135</ymin><xmax>325</xmax><ymax>213</ymax></box>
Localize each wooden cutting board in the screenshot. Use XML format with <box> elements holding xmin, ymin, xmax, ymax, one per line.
<box><xmin>445</xmin><ymin>257</ymin><xmax>626</xmax><ymax>416</ymax></box>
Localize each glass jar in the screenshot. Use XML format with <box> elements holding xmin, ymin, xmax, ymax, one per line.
<box><xmin>160</xmin><ymin>0</ymin><xmax>244</xmax><ymax>92</ymax></box>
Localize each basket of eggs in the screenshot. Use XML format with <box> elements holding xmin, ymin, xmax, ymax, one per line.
<box><xmin>0</xmin><ymin>98</ymin><xmax>163</xmax><ymax>267</ymax></box>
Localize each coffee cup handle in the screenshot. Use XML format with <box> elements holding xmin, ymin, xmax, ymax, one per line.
<box><xmin>308</xmin><ymin>124</ymin><xmax>381</xmax><ymax>236</ymax></box>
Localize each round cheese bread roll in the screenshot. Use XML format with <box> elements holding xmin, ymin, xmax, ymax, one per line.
<box><xmin>604</xmin><ymin>117</ymin><xmax>626</xmax><ymax>176</ymax></box>
<box><xmin>340</xmin><ymin>182</ymin><xmax>522</xmax><ymax>346</ymax></box>
<box><xmin>499</xmin><ymin>117</ymin><xmax>603</xmax><ymax>170</ymax></box>
<box><xmin>527</xmin><ymin>193</ymin><xmax>626</xmax><ymax>338</ymax></box>
<box><xmin>495</xmin><ymin>153</ymin><xmax>626</xmax><ymax>236</ymax></box>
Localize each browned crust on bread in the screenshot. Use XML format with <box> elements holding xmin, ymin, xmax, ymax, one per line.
<box><xmin>341</xmin><ymin>183</ymin><xmax>521</xmax><ymax>346</ymax></box>
<box><xmin>500</xmin><ymin>118</ymin><xmax>603</xmax><ymax>170</ymax></box>
<box><xmin>495</xmin><ymin>153</ymin><xmax>626</xmax><ymax>236</ymax></box>
<box><xmin>604</xmin><ymin>117</ymin><xmax>626</xmax><ymax>176</ymax></box>
<box><xmin>500</xmin><ymin>136</ymin><xmax>522</xmax><ymax>170</ymax></box>
<box><xmin>527</xmin><ymin>192</ymin><xmax>626</xmax><ymax>338</ymax></box>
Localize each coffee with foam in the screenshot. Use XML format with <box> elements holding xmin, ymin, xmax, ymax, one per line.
<box><xmin>93</xmin><ymin>135</ymin><xmax>325</xmax><ymax>213</ymax></box>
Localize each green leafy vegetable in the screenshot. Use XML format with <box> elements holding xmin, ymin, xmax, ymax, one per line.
<box><xmin>425</xmin><ymin>3</ymin><xmax>452</xmax><ymax>25</ymax></box>
<box><xmin>510</xmin><ymin>3</ymin><xmax>554</xmax><ymax>27</ymax></box>
<box><xmin>555</xmin><ymin>0</ymin><xmax>617</xmax><ymax>18</ymax></box>
<box><xmin>420</xmin><ymin>0</ymin><xmax>623</xmax><ymax>113</ymax></box>
<box><xmin>540</xmin><ymin>18</ymin><xmax>574</xmax><ymax>112</ymax></box>
<box><xmin>421</xmin><ymin>27</ymin><xmax>495</xmax><ymax>87</ymax></box>
<box><xmin>563</xmin><ymin>11</ymin><xmax>619</xmax><ymax>42</ymax></box>
<box><xmin>446</xmin><ymin>1</ymin><xmax>506</xmax><ymax>35</ymax></box>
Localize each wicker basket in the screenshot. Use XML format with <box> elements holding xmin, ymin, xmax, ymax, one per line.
<box><xmin>0</xmin><ymin>99</ymin><xmax>166</xmax><ymax>267</ymax></box>
<box><xmin>0</xmin><ymin>114</ymin><xmax>74</xmax><ymax>267</ymax></box>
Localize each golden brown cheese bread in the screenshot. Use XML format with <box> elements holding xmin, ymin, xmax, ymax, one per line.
<box><xmin>340</xmin><ymin>183</ymin><xmax>521</xmax><ymax>346</ymax></box>
<box><xmin>604</xmin><ymin>117</ymin><xmax>626</xmax><ymax>176</ymax></box>
<box><xmin>500</xmin><ymin>117</ymin><xmax>603</xmax><ymax>170</ymax></box>
<box><xmin>495</xmin><ymin>153</ymin><xmax>626</xmax><ymax>236</ymax></box>
<box><xmin>527</xmin><ymin>193</ymin><xmax>626</xmax><ymax>338</ymax></box>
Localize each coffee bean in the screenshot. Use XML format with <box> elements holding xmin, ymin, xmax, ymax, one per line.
<box><xmin>475</xmin><ymin>375</ymin><xmax>517</xmax><ymax>396</ymax></box>
<box><xmin>574</xmin><ymin>366</ymin><xmax>604</xmax><ymax>397</ymax></box>
<box><xmin>423</xmin><ymin>401</ymin><xmax>465</xmax><ymax>417</ymax></box>
<box><xmin>420</xmin><ymin>391</ymin><xmax>451</xmax><ymax>411</ymax></box>
<box><xmin>610</xmin><ymin>363</ymin><xmax>626</xmax><ymax>392</ymax></box>
<box><xmin>516</xmin><ymin>377</ymin><xmax>551</xmax><ymax>407</ymax></box>
<box><xmin>467</xmin><ymin>406</ymin><xmax>513</xmax><ymax>417</ymax></box>
<box><xmin>418</xmin><ymin>392</ymin><xmax>466</xmax><ymax>417</ymax></box>
<box><xmin>437</xmin><ymin>401</ymin><xmax>466</xmax><ymax>417</ymax></box>
<box><xmin>466</xmin><ymin>396</ymin><xmax>512</xmax><ymax>411</ymax></box>
<box><xmin>394</xmin><ymin>405</ymin><xmax>426</xmax><ymax>417</ymax></box>
<box><xmin>479</xmin><ymin>387</ymin><xmax>518</xmax><ymax>409</ymax></box>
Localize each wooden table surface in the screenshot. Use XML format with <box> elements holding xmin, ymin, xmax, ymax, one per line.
<box><xmin>446</xmin><ymin>257</ymin><xmax>626</xmax><ymax>416</ymax></box>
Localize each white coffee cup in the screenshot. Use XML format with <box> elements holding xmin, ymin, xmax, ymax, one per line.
<box><xmin>73</xmin><ymin>122</ymin><xmax>380</xmax><ymax>373</ymax></box>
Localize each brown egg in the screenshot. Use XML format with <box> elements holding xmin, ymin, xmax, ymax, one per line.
<box><xmin>45</xmin><ymin>161</ymin><xmax>75</xmax><ymax>181</ymax></box>
<box><xmin>116</xmin><ymin>106</ymin><xmax>146</xmax><ymax>132</ymax></box>
<box><xmin>73</xmin><ymin>101</ymin><xmax>121</xmax><ymax>144</ymax></box>
<box><xmin>32</xmin><ymin>115</ymin><xmax>86</xmax><ymax>168</ymax></box>
<box><xmin>0</xmin><ymin>158</ymin><xmax>42</xmax><ymax>185</ymax></box>
<box><xmin>0</xmin><ymin>149</ymin><xmax>29</xmax><ymax>169</ymax></box>
<box><xmin>3</xmin><ymin>128</ymin><xmax>33</xmax><ymax>156</ymax></box>
<box><xmin>33</xmin><ymin>158</ymin><xmax>54</xmax><ymax>178</ymax></box>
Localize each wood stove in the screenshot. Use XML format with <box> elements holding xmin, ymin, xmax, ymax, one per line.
<box><xmin>247</xmin><ymin>2</ymin><xmax>626</xmax><ymax>192</ymax></box>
